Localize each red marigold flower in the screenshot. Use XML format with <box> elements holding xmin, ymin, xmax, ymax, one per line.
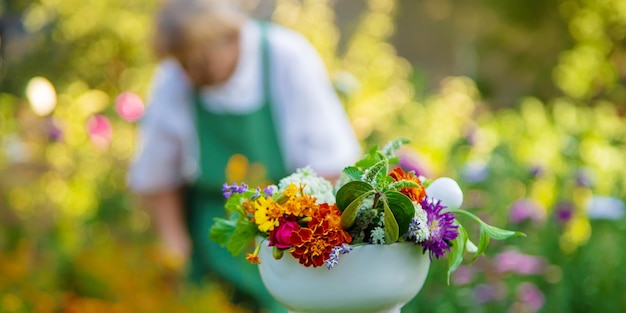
<box><xmin>289</xmin><ymin>204</ymin><xmax>352</xmax><ymax>267</ymax></box>
<box><xmin>389</xmin><ymin>167</ymin><xmax>427</xmax><ymax>203</ymax></box>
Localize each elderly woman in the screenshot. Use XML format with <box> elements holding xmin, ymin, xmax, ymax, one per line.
<box><xmin>128</xmin><ymin>0</ymin><xmax>361</xmax><ymax>311</ymax></box>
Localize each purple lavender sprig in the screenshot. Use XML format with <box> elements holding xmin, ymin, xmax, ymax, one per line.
<box><xmin>222</xmin><ymin>183</ymin><xmax>249</xmax><ymax>199</ymax></box>
<box><xmin>325</xmin><ymin>244</ymin><xmax>353</xmax><ymax>269</ymax></box>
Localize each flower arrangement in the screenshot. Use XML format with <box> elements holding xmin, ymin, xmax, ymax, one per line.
<box><xmin>210</xmin><ymin>138</ymin><xmax>524</xmax><ymax>281</ymax></box>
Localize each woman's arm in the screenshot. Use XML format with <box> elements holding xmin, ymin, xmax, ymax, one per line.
<box><xmin>142</xmin><ymin>188</ymin><xmax>191</xmax><ymax>266</ymax></box>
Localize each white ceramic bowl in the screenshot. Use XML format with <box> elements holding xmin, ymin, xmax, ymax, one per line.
<box><xmin>258</xmin><ymin>242</ymin><xmax>430</xmax><ymax>313</ymax></box>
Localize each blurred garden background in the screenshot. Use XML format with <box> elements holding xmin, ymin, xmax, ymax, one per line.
<box><xmin>1</xmin><ymin>0</ymin><xmax>626</xmax><ymax>312</ymax></box>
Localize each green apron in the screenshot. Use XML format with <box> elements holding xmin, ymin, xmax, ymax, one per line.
<box><xmin>185</xmin><ymin>22</ymin><xmax>288</xmax><ymax>311</ymax></box>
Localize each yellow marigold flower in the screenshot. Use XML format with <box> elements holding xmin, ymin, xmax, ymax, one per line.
<box><xmin>284</xmin><ymin>184</ymin><xmax>299</xmax><ymax>198</ymax></box>
<box><xmin>254</xmin><ymin>197</ymin><xmax>278</xmax><ymax>232</ymax></box>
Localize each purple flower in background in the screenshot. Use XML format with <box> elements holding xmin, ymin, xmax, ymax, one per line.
<box><xmin>494</xmin><ymin>249</ymin><xmax>547</xmax><ymax>275</ymax></box>
<box><xmin>509</xmin><ymin>199</ymin><xmax>545</xmax><ymax>224</ymax></box>
<box><xmin>586</xmin><ymin>196</ymin><xmax>625</xmax><ymax>220</ymax></box>
<box><xmin>451</xmin><ymin>265</ymin><xmax>475</xmax><ymax>286</ymax></box>
<box><xmin>465</xmin><ymin>126</ymin><xmax>479</xmax><ymax>147</ymax></box>
<box><xmin>46</xmin><ymin>117</ymin><xmax>63</xmax><ymax>141</ymax></box>
<box><xmin>420</xmin><ymin>198</ymin><xmax>459</xmax><ymax>260</ymax></box>
<box><xmin>516</xmin><ymin>282</ymin><xmax>545</xmax><ymax>313</ymax></box>
<box><xmin>396</xmin><ymin>148</ymin><xmax>433</xmax><ymax>178</ymax></box>
<box><xmin>575</xmin><ymin>168</ymin><xmax>594</xmax><ymax>188</ymax></box>
<box><xmin>473</xmin><ymin>284</ymin><xmax>497</xmax><ymax>304</ymax></box>
<box><xmin>222</xmin><ymin>182</ymin><xmax>249</xmax><ymax>199</ymax></box>
<box><xmin>528</xmin><ymin>165</ymin><xmax>543</xmax><ymax>178</ymax></box>
<box><xmin>554</xmin><ymin>201</ymin><xmax>574</xmax><ymax>224</ymax></box>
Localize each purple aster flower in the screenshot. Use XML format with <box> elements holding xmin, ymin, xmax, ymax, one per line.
<box><xmin>420</xmin><ymin>198</ymin><xmax>459</xmax><ymax>260</ymax></box>
<box><xmin>325</xmin><ymin>244</ymin><xmax>352</xmax><ymax>269</ymax></box>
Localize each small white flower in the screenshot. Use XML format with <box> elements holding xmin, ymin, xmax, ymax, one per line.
<box><xmin>278</xmin><ymin>166</ymin><xmax>335</xmax><ymax>204</ymax></box>
<box><xmin>370</xmin><ymin>227</ymin><xmax>386</xmax><ymax>245</ymax></box>
<box><xmin>410</xmin><ymin>202</ymin><xmax>430</xmax><ymax>242</ymax></box>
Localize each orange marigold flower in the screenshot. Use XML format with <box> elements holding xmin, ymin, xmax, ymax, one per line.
<box><xmin>246</xmin><ymin>244</ymin><xmax>262</xmax><ymax>264</ymax></box>
<box><xmin>246</xmin><ymin>253</ymin><xmax>261</xmax><ymax>264</ymax></box>
<box><xmin>242</xmin><ymin>201</ymin><xmax>255</xmax><ymax>215</ymax></box>
<box><xmin>389</xmin><ymin>167</ymin><xmax>427</xmax><ymax>203</ymax></box>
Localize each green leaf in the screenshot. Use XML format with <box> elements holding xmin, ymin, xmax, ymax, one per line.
<box><xmin>381</xmin><ymin>137</ymin><xmax>410</xmax><ymax>157</ymax></box>
<box><xmin>471</xmin><ymin>228</ymin><xmax>490</xmax><ymax>262</ymax></box>
<box><xmin>209</xmin><ymin>217</ymin><xmax>237</xmax><ymax>247</ymax></box>
<box><xmin>343</xmin><ymin>166</ymin><xmax>363</xmax><ymax>181</ymax></box>
<box><xmin>377</xmin><ymin>176</ymin><xmax>395</xmax><ymax>191</ymax></box>
<box><xmin>335</xmin><ymin>181</ymin><xmax>375</xmax><ymax>212</ymax></box>
<box><xmin>226</xmin><ymin>218</ymin><xmax>261</xmax><ymax>256</ymax></box>
<box><xmin>384</xmin><ymin>191</ymin><xmax>415</xmax><ymax>235</ymax></box>
<box><xmin>388</xmin><ymin>179</ymin><xmax>421</xmax><ymax>190</ymax></box>
<box><xmin>362</xmin><ymin>158</ymin><xmax>388</xmax><ymax>185</ymax></box>
<box><xmin>340</xmin><ymin>190</ymin><xmax>376</xmax><ymax>229</ymax></box>
<box><xmin>482</xmin><ymin>224</ymin><xmax>526</xmax><ymax>240</ymax></box>
<box><xmin>382</xmin><ymin>200</ymin><xmax>400</xmax><ymax>243</ymax></box>
<box><xmin>447</xmin><ymin>224</ymin><xmax>467</xmax><ymax>284</ymax></box>
<box><xmin>224</xmin><ymin>190</ymin><xmax>257</xmax><ymax>213</ymax></box>
<box><xmin>355</xmin><ymin>146</ymin><xmax>381</xmax><ymax>168</ymax></box>
<box><xmin>450</xmin><ymin>209</ymin><xmax>526</xmax><ymax>240</ymax></box>
<box><xmin>388</xmin><ymin>156</ymin><xmax>400</xmax><ymax>165</ymax></box>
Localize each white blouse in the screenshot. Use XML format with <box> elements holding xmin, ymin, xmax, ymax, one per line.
<box><xmin>128</xmin><ymin>20</ymin><xmax>362</xmax><ymax>194</ymax></box>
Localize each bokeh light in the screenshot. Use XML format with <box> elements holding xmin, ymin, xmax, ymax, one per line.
<box><xmin>25</xmin><ymin>76</ymin><xmax>57</xmax><ymax>116</ymax></box>
<box><xmin>115</xmin><ymin>91</ymin><xmax>145</xmax><ymax>122</ymax></box>
<box><xmin>87</xmin><ymin>114</ymin><xmax>113</xmax><ymax>148</ymax></box>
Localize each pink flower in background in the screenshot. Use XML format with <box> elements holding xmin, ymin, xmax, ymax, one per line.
<box><xmin>451</xmin><ymin>265</ymin><xmax>475</xmax><ymax>286</ymax></box>
<box><xmin>509</xmin><ymin>199</ymin><xmax>545</xmax><ymax>224</ymax></box>
<box><xmin>115</xmin><ymin>92</ymin><xmax>144</xmax><ymax>122</ymax></box>
<box><xmin>87</xmin><ymin>114</ymin><xmax>112</xmax><ymax>148</ymax></box>
<box><xmin>494</xmin><ymin>249</ymin><xmax>547</xmax><ymax>275</ymax></box>
<box><xmin>516</xmin><ymin>282</ymin><xmax>545</xmax><ymax>313</ymax></box>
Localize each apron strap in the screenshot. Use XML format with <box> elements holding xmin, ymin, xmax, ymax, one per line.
<box><xmin>259</xmin><ymin>21</ymin><xmax>272</xmax><ymax>105</ymax></box>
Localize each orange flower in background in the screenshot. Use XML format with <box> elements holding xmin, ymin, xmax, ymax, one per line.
<box><xmin>389</xmin><ymin>167</ymin><xmax>427</xmax><ymax>203</ymax></box>
<box><xmin>289</xmin><ymin>204</ymin><xmax>352</xmax><ymax>267</ymax></box>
